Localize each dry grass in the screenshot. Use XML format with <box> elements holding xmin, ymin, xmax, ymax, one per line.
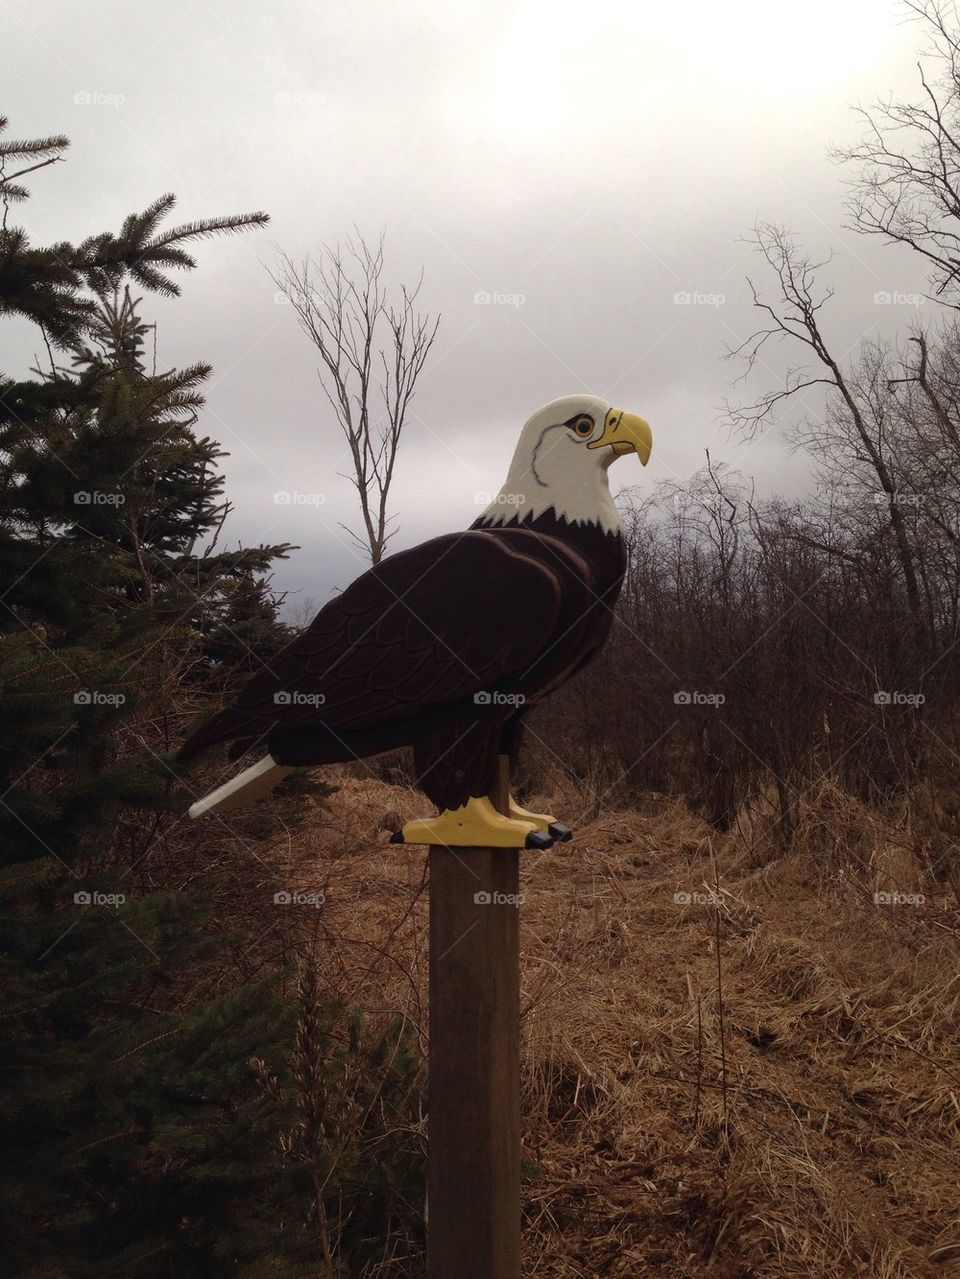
<box><xmin>284</xmin><ymin>768</ymin><xmax>960</xmax><ymax>1278</ymax></box>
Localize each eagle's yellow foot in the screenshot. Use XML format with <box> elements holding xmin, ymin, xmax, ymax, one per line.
<box><xmin>390</xmin><ymin>795</ymin><xmax>553</xmax><ymax>849</ymax></box>
<box><xmin>508</xmin><ymin>796</ymin><xmax>573</xmax><ymax>843</ymax></box>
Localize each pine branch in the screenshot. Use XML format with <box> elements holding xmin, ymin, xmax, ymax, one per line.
<box><xmin>121</xmin><ymin>193</ymin><xmax>178</xmax><ymax>245</ymax></box>
<box><xmin>153</xmin><ymin>211</ymin><xmax>271</xmax><ymax>248</ymax></box>
<box><xmin>0</xmin><ymin>130</ymin><xmax>70</xmax><ymax>161</ymax></box>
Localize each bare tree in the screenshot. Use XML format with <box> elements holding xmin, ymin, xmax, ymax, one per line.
<box><xmin>725</xmin><ymin>222</ymin><xmax>929</xmax><ymax>650</ymax></box>
<box><xmin>285</xmin><ymin>593</ymin><xmax>320</xmax><ymax>633</ymax></box>
<box><xmin>834</xmin><ymin>0</ymin><xmax>960</xmax><ymax>303</ymax></box>
<box><xmin>270</xmin><ymin>232</ymin><xmax>440</xmax><ymax>564</ymax></box>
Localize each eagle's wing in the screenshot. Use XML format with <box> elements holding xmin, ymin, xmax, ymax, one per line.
<box><xmin>180</xmin><ymin>529</ymin><xmax>578</xmax><ymax>758</ymax></box>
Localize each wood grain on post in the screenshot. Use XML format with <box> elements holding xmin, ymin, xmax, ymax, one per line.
<box><xmin>428</xmin><ymin>756</ymin><xmax>521</xmax><ymax>1279</ymax></box>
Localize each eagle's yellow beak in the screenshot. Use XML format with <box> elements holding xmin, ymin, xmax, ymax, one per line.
<box><xmin>586</xmin><ymin>409</ymin><xmax>653</xmax><ymax>465</ymax></box>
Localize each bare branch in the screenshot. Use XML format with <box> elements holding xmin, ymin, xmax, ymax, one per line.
<box><xmin>268</xmin><ymin>233</ymin><xmax>440</xmax><ymax>564</ymax></box>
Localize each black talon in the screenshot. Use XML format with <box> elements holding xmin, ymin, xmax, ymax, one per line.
<box><xmin>525</xmin><ymin>830</ymin><xmax>554</xmax><ymax>850</ymax></box>
<box><xmin>548</xmin><ymin>822</ymin><xmax>573</xmax><ymax>842</ymax></box>
<box><xmin>389</xmin><ymin>830</ymin><xmax>405</xmax><ymax>844</ymax></box>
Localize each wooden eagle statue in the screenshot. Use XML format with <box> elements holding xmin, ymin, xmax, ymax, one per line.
<box><xmin>180</xmin><ymin>394</ymin><xmax>652</xmax><ymax>849</ymax></box>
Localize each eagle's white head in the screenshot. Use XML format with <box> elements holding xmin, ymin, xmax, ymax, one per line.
<box><xmin>480</xmin><ymin>394</ymin><xmax>653</xmax><ymax>533</ymax></box>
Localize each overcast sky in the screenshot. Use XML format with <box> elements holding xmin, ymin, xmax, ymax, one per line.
<box><xmin>4</xmin><ymin>0</ymin><xmax>946</xmax><ymax>609</ymax></box>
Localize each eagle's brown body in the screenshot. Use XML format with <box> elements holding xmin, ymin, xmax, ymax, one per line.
<box><xmin>179</xmin><ymin>510</ymin><xmax>625</xmax><ymax>810</ymax></box>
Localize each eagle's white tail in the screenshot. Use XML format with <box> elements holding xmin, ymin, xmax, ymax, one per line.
<box><xmin>188</xmin><ymin>754</ymin><xmax>295</xmax><ymax>819</ymax></box>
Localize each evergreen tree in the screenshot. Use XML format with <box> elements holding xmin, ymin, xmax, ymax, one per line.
<box><xmin>0</xmin><ymin>117</ymin><xmax>423</xmax><ymax>1278</ymax></box>
<box><xmin>0</xmin><ymin>114</ymin><xmax>293</xmax><ymax>866</ymax></box>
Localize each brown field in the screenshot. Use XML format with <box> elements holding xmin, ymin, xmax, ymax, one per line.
<box><xmin>275</xmin><ymin>769</ymin><xmax>960</xmax><ymax>1279</ymax></box>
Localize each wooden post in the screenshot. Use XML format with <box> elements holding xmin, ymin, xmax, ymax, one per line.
<box><xmin>428</xmin><ymin>756</ymin><xmax>521</xmax><ymax>1278</ymax></box>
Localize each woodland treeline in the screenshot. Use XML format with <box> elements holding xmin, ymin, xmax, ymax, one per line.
<box><xmin>539</xmin><ymin>271</ymin><xmax>960</xmax><ymax>861</ymax></box>
<box><xmin>539</xmin><ymin>405</ymin><xmax>960</xmax><ymax>857</ymax></box>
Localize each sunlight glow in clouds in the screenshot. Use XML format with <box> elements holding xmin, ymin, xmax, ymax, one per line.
<box><xmin>455</xmin><ymin>0</ymin><xmax>901</xmax><ymax>145</ymax></box>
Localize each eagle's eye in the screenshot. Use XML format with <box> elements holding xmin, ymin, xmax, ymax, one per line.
<box><xmin>571</xmin><ymin>415</ymin><xmax>594</xmax><ymax>438</ymax></box>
